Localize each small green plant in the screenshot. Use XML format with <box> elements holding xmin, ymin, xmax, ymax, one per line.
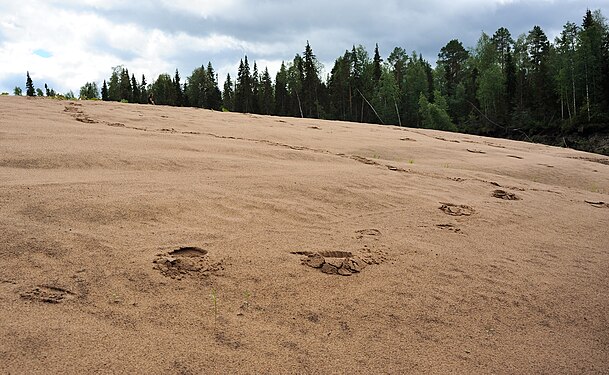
<box><xmin>110</xmin><ymin>292</ymin><xmax>121</xmax><ymax>304</ymax></box>
<box><xmin>443</xmin><ymin>163</ymin><xmax>450</xmax><ymax>168</ymax></box>
<box><xmin>590</xmin><ymin>183</ymin><xmax>600</xmax><ymax>193</ymax></box>
<box><xmin>242</xmin><ymin>290</ymin><xmax>251</xmax><ymax>309</ymax></box>
<box><xmin>408</xmin><ymin>159</ymin><xmax>415</xmax><ymax>164</ymax></box>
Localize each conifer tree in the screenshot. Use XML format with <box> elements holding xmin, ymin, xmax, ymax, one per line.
<box><xmin>372</xmin><ymin>43</ymin><xmax>383</xmax><ymax>85</ymax></box>
<box><xmin>131</xmin><ymin>74</ymin><xmax>140</xmax><ymax>104</ymax></box>
<box><xmin>206</xmin><ymin>62</ymin><xmax>222</xmax><ymax>110</ymax></box>
<box><xmin>101</xmin><ymin>80</ymin><xmax>109</xmax><ymax>101</ymax></box>
<box><xmin>274</xmin><ymin>62</ymin><xmax>289</xmax><ymax>116</ymax></box>
<box><xmin>251</xmin><ymin>62</ymin><xmax>260</xmax><ymax>114</ymax></box>
<box><xmin>222</xmin><ymin>73</ymin><xmax>235</xmax><ymax>111</ymax></box>
<box><xmin>174</xmin><ymin>69</ymin><xmax>183</xmax><ymax>106</ymax></box>
<box><xmin>26</xmin><ymin>71</ymin><xmax>35</xmax><ymax>96</ymax></box>
<box><xmin>235</xmin><ymin>56</ymin><xmax>252</xmax><ymax>112</ymax></box>
<box><xmin>108</xmin><ymin>66</ymin><xmax>122</xmax><ymax>101</ymax></box>
<box><xmin>258</xmin><ymin>67</ymin><xmax>275</xmax><ymax>115</ymax></box>
<box><xmin>119</xmin><ymin>68</ymin><xmax>132</xmax><ymax>102</ymax></box>
<box><xmin>140</xmin><ymin>75</ymin><xmax>148</xmax><ymax>104</ymax></box>
<box><xmin>302</xmin><ymin>41</ymin><xmax>322</xmax><ymax>117</ymax></box>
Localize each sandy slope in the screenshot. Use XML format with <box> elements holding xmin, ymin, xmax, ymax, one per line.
<box><xmin>1</xmin><ymin>96</ymin><xmax>608</xmax><ymax>374</ymax></box>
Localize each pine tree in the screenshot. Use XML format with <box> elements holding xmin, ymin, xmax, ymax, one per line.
<box><xmin>101</xmin><ymin>80</ymin><xmax>109</xmax><ymax>101</ymax></box>
<box><xmin>251</xmin><ymin>62</ymin><xmax>260</xmax><ymax>114</ymax></box>
<box><xmin>174</xmin><ymin>69</ymin><xmax>183</xmax><ymax>106</ymax></box>
<box><xmin>492</xmin><ymin>27</ymin><xmax>514</xmax><ymax>71</ymax></box>
<box><xmin>119</xmin><ymin>68</ymin><xmax>132</xmax><ymax>102</ymax></box>
<box><xmin>274</xmin><ymin>62</ymin><xmax>289</xmax><ymax>116</ymax></box>
<box><xmin>327</xmin><ymin>52</ymin><xmax>352</xmax><ymax>121</ymax></box>
<box><xmin>206</xmin><ymin>62</ymin><xmax>222</xmax><ymax>110</ymax></box>
<box><xmin>258</xmin><ymin>67</ymin><xmax>274</xmax><ymax>115</ymax></box>
<box><xmin>235</xmin><ymin>56</ymin><xmax>252</xmax><ymax>112</ymax></box>
<box><xmin>372</xmin><ymin>43</ymin><xmax>382</xmax><ymax>85</ymax></box>
<box><xmin>26</xmin><ymin>71</ymin><xmax>35</xmax><ymax>97</ymax></box>
<box><xmin>131</xmin><ymin>74</ymin><xmax>140</xmax><ymax>104</ymax></box>
<box><xmin>186</xmin><ymin>65</ymin><xmax>207</xmax><ymax>108</ymax></box>
<box><xmin>140</xmin><ymin>75</ymin><xmax>148</xmax><ymax>104</ymax></box>
<box><xmin>222</xmin><ymin>73</ymin><xmax>235</xmax><ymax>111</ymax></box>
<box><xmin>526</xmin><ymin>25</ymin><xmax>556</xmax><ymax>127</ymax></box>
<box><xmin>301</xmin><ymin>41</ymin><xmax>322</xmax><ymax>117</ymax></box>
<box><xmin>108</xmin><ymin>66</ymin><xmax>122</xmax><ymax>101</ymax></box>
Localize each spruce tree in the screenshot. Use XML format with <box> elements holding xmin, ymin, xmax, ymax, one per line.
<box><xmin>259</xmin><ymin>67</ymin><xmax>274</xmax><ymax>115</ymax></box>
<box><xmin>206</xmin><ymin>62</ymin><xmax>222</xmax><ymax>110</ymax></box>
<box><xmin>251</xmin><ymin>62</ymin><xmax>260</xmax><ymax>113</ymax></box>
<box><xmin>101</xmin><ymin>80</ymin><xmax>109</xmax><ymax>101</ymax></box>
<box><xmin>140</xmin><ymin>75</ymin><xmax>148</xmax><ymax>104</ymax></box>
<box><xmin>274</xmin><ymin>62</ymin><xmax>289</xmax><ymax>116</ymax></box>
<box><xmin>373</xmin><ymin>43</ymin><xmax>383</xmax><ymax>85</ymax></box>
<box><xmin>174</xmin><ymin>69</ymin><xmax>183</xmax><ymax>106</ymax></box>
<box><xmin>120</xmin><ymin>68</ymin><xmax>132</xmax><ymax>102</ymax></box>
<box><xmin>302</xmin><ymin>41</ymin><xmax>321</xmax><ymax>117</ymax></box>
<box><xmin>222</xmin><ymin>73</ymin><xmax>235</xmax><ymax>111</ymax></box>
<box><xmin>131</xmin><ymin>74</ymin><xmax>140</xmax><ymax>104</ymax></box>
<box><xmin>26</xmin><ymin>71</ymin><xmax>35</xmax><ymax>96</ymax></box>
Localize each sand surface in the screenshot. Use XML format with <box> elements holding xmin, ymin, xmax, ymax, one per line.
<box><xmin>1</xmin><ymin>96</ymin><xmax>608</xmax><ymax>374</ymax></box>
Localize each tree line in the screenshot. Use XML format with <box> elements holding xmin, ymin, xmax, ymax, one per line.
<box><xmin>16</xmin><ymin>9</ymin><xmax>609</xmax><ymax>154</ymax></box>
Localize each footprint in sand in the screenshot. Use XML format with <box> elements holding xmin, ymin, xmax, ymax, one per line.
<box><xmin>439</xmin><ymin>203</ymin><xmax>475</xmax><ymax>216</ymax></box>
<box><xmin>436</xmin><ymin>223</ymin><xmax>463</xmax><ymax>234</ymax></box>
<box><xmin>153</xmin><ymin>246</ymin><xmax>224</xmax><ymax>280</ymax></box>
<box><xmin>291</xmin><ymin>250</ymin><xmax>366</xmax><ymax>276</ymax></box>
<box><xmin>492</xmin><ymin>189</ymin><xmax>521</xmax><ymax>200</ymax></box>
<box><xmin>291</xmin><ymin>228</ymin><xmax>388</xmax><ymax>276</ymax></box>
<box><xmin>20</xmin><ymin>285</ymin><xmax>76</xmax><ymax>304</ymax></box>
<box><xmin>355</xmin><ymin>228</ymin><xmax>382</xmax><ymax>239</ymax></box>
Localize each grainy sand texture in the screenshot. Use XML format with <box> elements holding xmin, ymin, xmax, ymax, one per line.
<box><xmin>1</xmin><ymin>96</ymin><xmax>608</xmax><ymax>374</ymax></box>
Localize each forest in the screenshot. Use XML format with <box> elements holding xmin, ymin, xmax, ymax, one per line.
<box><xmin>18</xmin><ymin>9</ymin><xmax>609</xmax><ymax>155</ymax></box>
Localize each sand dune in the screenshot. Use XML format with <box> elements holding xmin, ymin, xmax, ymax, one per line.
<box><xmin>1</xmin><ymin>96</ymin><xmax>608</xmax><ymax>374</ymax></box>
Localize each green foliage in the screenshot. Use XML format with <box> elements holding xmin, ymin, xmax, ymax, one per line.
<box><xmin>44</xmin><ymin>83</ymin><xmax>56</xmax><ymax>97</ymax></box>
<box><xmin>151</xmin><ymin>73</ymin><xmax>175</xmax><ymax>105</ymax></box>
<box><xmin>222</xmin><ymin>73</ymin><xmax>235</xmax><ymax>111</ymax></box>
<box><xmin>70</xmin><ymin>8</ymin><xmax>609</xmax><ymax>155</ymax></box>
<box><xmin>36</xmin><ymin>88</ymin><xmax>44</xmax><ymax>97</ymax></box>
<box><xmin>13</xmin><ymin>86</ymin><xmax>22</xmax><ymax>96</ymax></box>
<box><xmin>235</xmin><ymin>56</ymin><xmax>253</xmax><ymax>113</ymax></box>
<box><xmin>79</xmin><ymin>82</ymin><xmax>100</xmax><ymax>100</ymax></box>
<box><xmin>26</xmin><ymin>72</ymin><xmax>35</xmax><ymax>97</ymax></box>
<box><xmin>186</xmin><ymin>63</ymin><xmax>222</xmax><ymax>110</ymax></box>
<box><xmin>419</xmin><ymin>91</ymin><xmax>457</xmax><ymax>131</ymax></box>
<box><xmin>101</xmin><ymin>80</ymin><xmax>109</xmax><ymax>101</ymax></box>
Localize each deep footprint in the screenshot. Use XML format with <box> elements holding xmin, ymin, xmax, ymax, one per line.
<box><xmin>439</xmin><ymin>203</ymin><xmax>475</xmax><ymax>216</ymax></box>
<box><xmin>154</xmin><ymin>246</ymin><xmax>221</xmax><ymax>279</ymax></box>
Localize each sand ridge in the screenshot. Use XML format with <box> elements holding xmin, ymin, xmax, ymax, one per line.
<box><xmin>1</xmin><ymin>96</ymin><xmax>608</xmax><ymax>374</ymax></box>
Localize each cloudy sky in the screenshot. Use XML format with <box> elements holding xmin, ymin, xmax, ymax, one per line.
<box><xmin>0</xmin><ymin>0</ymin><xmax>607</xmax><ymax>95</ymax></box>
